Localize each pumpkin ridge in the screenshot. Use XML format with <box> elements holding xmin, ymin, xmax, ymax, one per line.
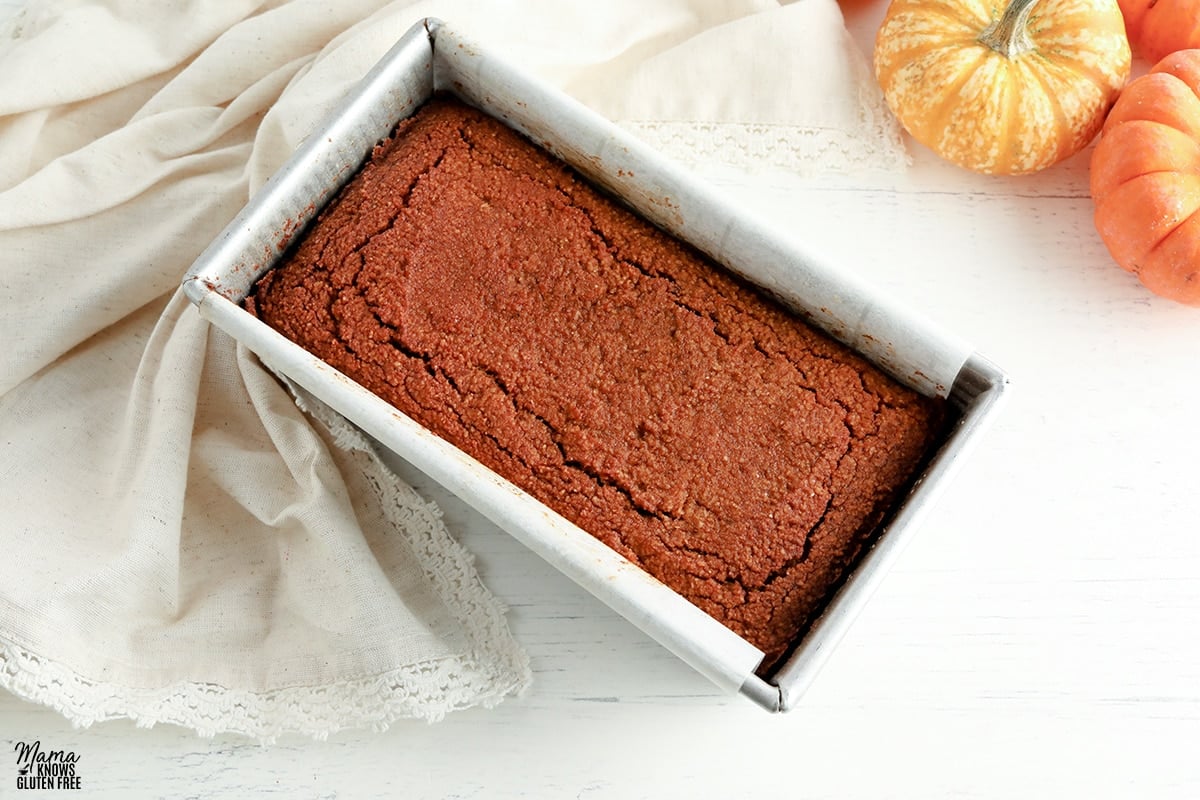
<box><xmin>880</xmin><ymin>37</ymin><xmax>977</xmax><ymax>79</ymax></box>
<box><xmin>1098</xmin><ymin>174</ymin><xmax>1200</xmax><ymax>267</ymax></box>
<box><xmin>876</xmin><ymin>12</ymin><xmax>982</xmax><ymax>76</ymax></box>
<box><xmin>1141</xmin><ymin>210</ymin><xmax>1200</xmax><ymax>291</ymax></box>
<box><xmin>1099</xmin><ymin>118</ymin><xmax>1200</xmax><ymax>187</ymax></box>
<box><xmin>1149</xmin><ymin>209</ymin><xmax>1200</xmax><ymax>254</ymax></box>
<box><xmin>1111</xmin><ymin>166</ymin><xmax>1200</xmax><ymax>191</ymax></box>
<box><xmin>898</xmin><ymin>0</ymin><xmax>993</xmax><ymax>29</ymax></box>
<box><xmin>1018</xmin><ymin>59</ymin><xmax>1072</xmax><ymax>166</ymax></box>
<box><xmin>1156</xmin><ymin>72</ymin><xmax>1200</xmax><ymax>125</ymax></box>
<box><xmin>926</xmin><ymin>46</ymin><xmax>993</xmax><ymax>149</ymax></box>
<box><xmin>902</xmin><ymin>2</ymin><xmax>984</xmax><ymax>32</ymax></box>
<box><xmin>1000</xmin><ymin>64</ymin><xmax>1030</xmax><ymax>171</ymax></box>
<box><xmin>1038</xmin><ymin>46</ymin><xmax>1123</xmax><ymax>97</ymax></box>
<box><xmin>1118</xmin><ymin>119</ymin><xmax>1200</xmax><ymax>166</ymax></box>
<box><xmin>1102</xmin><ymin>74</ymin><xmax>1200</xmax><ymax>138</ymax></box>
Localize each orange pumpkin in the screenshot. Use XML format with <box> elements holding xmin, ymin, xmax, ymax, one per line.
<box><xmin>874</xmin><ymin>0</ymin><xmax>1130</xmax><ymax>175</ymax></box>
<box><xmin>1090</xmin><ymin>50</ymin><xmax>1200</xmax><ymax>306</ymax></box>
<box><xmin>1118</xmin><ymin>0</ymin><xmax>1200</xmax><ymax>64</ymax></box>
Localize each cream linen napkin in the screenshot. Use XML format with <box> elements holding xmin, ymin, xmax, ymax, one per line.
<box><xmin>0</xmin><ymin>0</ymin><xmax>903</xmax><ymax>740</ymax></box>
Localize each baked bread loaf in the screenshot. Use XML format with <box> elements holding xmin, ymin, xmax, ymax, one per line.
<box><xmin>247</xmin><ymin>96</ymin><xmax>945</xmax><ymax>671</ymax></box>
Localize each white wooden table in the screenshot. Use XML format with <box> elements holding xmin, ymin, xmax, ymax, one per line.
<box><xmin>3</xmin><ymin>3</ymin><xmax>1199</xmax><ymax>797</ymax></box>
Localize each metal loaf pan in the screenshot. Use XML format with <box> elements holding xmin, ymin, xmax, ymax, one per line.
<box><xmin>182</xmin><ymin>18</ymin><xmax>1008</xmax><ymax>712</ymax></box>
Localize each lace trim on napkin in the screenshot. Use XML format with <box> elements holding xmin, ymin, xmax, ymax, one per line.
<box><xmin>0</xmin><ymin>390</ymin><xmax>530</xmax><ymax>742</ymax></box>
<box><xmin>622</xmin><ymin>118</ymin><xmax>910</xmax><ymax>175</ymax></box>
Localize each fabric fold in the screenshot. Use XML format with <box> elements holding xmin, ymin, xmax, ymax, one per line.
<box><xmin>0</xmin><ymin>289</ymin><xmax>532</xmax><ymax>739</ymax></box>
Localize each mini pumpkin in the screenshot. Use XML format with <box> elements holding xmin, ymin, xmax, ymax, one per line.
<box><xmin>1118</xmin><ymin>0</ymin><xmax>1200</xmax><ymax>64</ymax></box>
<box><xmin>1090</xmin><ymin>50</ymin><xmax>1200</xmax><ymax>306</ymax></box>
<box><xmin>874</xmin><ymin>0</ymin><xmax>1131</xmax><ymax>175</ymax></box>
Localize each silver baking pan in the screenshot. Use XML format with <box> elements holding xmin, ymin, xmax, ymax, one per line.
<box><xmin>182</xmin><ymin>18</ymin><xmax>1008</xmax><ymax>712</ymax></box>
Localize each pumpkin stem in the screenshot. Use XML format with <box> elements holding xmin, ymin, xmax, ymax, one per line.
<box><xmin>977</xmin><ymin>0</ymin><xmax>1040</xmax><ymax>58</ymax></box>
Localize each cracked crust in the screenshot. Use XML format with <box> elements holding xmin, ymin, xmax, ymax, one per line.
<box><xmin>247</xmin><ymin>97</ymin><xmax>945</xmax><ymax>671</ymax></box>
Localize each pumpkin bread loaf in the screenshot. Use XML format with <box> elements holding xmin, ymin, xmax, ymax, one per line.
<box><xmin>247</xmin><ymin>96</ymin><xmax>945</xmax><ymax>670</ymax></box>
